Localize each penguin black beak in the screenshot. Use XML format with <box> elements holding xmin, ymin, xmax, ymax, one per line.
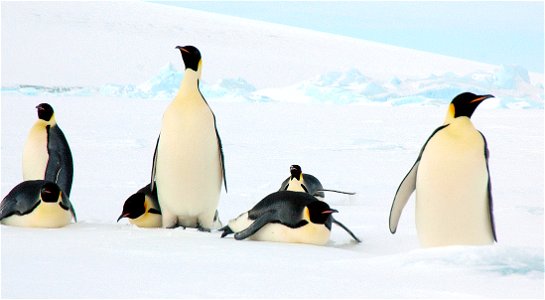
<box><xmin>175</xmin><ymin>46</ymin><xmax>189</xmax><ymax>54</ymax></box>
<box><xmin>470</xmin><ymin>94</ymin><xmax>495</xmax><ymax>104</ymax></box>
<box><xmin>117</xmin><ymin>213</ymin><xmax>129</xmax><ymax>222</ymax></box>
<box><xmin>322</xmin><ymin>209</ymin><xmax>338</xmax><ymax>214</ymax></box>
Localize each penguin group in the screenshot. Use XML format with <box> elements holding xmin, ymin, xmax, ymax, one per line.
<box><xmin>1</xmin><ymin>44</ymin><xmax>497</xmax><ymax>248</ymax></box>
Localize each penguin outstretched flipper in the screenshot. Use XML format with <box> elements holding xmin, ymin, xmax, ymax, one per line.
<box><xmin>332</xmin><ymin>217</ymin><xmax>361</xmax><ymax>243</ymax></box>
<box><xmin>389</xmin><ymin>125</ymin><xmax>448</xmax><ymax>234</ymax></box>
<box><xmin>315</xmin><ymin>189</ymin><xmax>356</xmax><ymax>196</ymax></box>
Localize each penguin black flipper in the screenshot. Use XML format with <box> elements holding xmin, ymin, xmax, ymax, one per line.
<box><xmin>214</xmin><ymin>121</ymin><xmax>228</xmax><ymax>193</ymax></box>
<box><xmin>58</xmin><ymin>191</ymin><xmax>77</xmax><ymax>222</ymax></box>
<box><xmin>0</xmin><ymin>181</ymin><xmax>43</xmax><ymax>220</ymax></box>
<box><xmin>479</xmin><ymin>131</ymin><xmax>497</xmax><ymax>242</ymax></box>
<box><xmin>45</xmin><ymin>125</ymin><xmax>74</xmax><ymax>197</ymax></box>
<box><xmin>233</xmin><ymin>211</ymin><xmax>277</xmax><ymax>240</ymax></box>
<box><xmin>389</xmin><ymin>124</ymin><xmax>449</xmax><ymax>234</ymax></box>
<box><xmin>150</xmin><ymin>135</ymin><xmax>160</xmax><ymax>191</ymax></box>
<box><xmin>199</xmin><ymin>88</ymin><xmax>228</xmax><ymax>193</ymax></box>
<box><xmin>332</xmin><ymin>217</ymin><xmax>361</xmax><ymax>243</ymax></box>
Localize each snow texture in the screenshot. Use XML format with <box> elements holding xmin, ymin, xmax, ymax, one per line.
<box><xmin>1</xmin><ymin>1</ymin><xmax>543</xmax><ymax>298</ymax></box>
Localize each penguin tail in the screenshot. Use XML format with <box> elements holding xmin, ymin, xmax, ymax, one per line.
<box><xmin>219</xmin><ymin>226</ymin><xmax>234</xmax><ymax>238</ymax></box>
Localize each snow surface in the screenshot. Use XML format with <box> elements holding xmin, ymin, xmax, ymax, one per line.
<box><xmin>1</xmin><ymin>1</ymin><xmax>544</xmax><ymax>298</ymax></box>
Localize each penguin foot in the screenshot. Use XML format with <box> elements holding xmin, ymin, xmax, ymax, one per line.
<box><xmin>219</xmin><ymin>226</ymin><xmax>233</xmax><ymax>238</ymax></box>
<box><xmin>197</xmin><ymin>225</ymin><xmax>211</xmax><ymax>232</ymax></box>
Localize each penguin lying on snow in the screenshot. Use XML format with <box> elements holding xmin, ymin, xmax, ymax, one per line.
<box><xmin>220</xmin><ymin>191</ymin><xmax>360</xmax><ymax>245</ymax></box>
<box><xmin>389</xmin><ymin>92</ymin><xmax>497</xmax><ymax>247</ymax></box>
<box><xmin>151</xmin><ymin>45</ymin><xmax>226</xmax><ymax>230</ymax></box>
<box><xmin>117</xmin><ymin>183</ymin><xmax>162</xmax><ymax>228</ymax></box>
<box><xmin>279</xmin><ymin>165</ymin><xmax>356</xmax><ymax>199</ymax></box>
<box><xmin>0</xmin><ymin>180</ymin><xmax>76</xmax><ymax>228</ymax></box>
<box><xmin>279</xmin><ymin>164</ymin><xmax>360</xmax><ymax>242</ymax></box>
<box><xmin>23</xmin><ymin>103</ymin><xmax>74</xmax><ymax>197</ymax></box>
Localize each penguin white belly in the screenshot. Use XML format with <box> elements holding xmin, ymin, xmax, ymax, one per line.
<box><xmin>250</xmin><ymin>222</ymin><xmax>331</xmax><ymax>245</ymax></box>
<box><xmin>22</xmin><ymin>124</ymin><xmax>49</xmax><ymax>180</ymax></box>
<box><xmin>156</xmin><ymin>100</ymin><xmax>222</xmax><ymax>221</ymax></box>
<box><xmin>1</xmin><ymin>202</ymin><xmax>72</xmax><ymax>228</ymax></box>
<box><xmin>286</xmin><ymin>179</ymin><xmax>306</xmax><ymax>192</ymax></box>
<box><xmin>416</xmin><ymin>120</ymin><xmax>493</xmax><ymax>247</ymax></box>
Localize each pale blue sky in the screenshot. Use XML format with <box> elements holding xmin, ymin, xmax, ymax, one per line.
<box><xmin>152</xmin><ymin>1</ymin><xmax>544</xmax><ymax>73</ymax></box>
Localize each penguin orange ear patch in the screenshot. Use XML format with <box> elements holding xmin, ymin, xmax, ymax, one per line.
<box><xmin>303</xmin><ymin>207</ymin><xmax>310</xmax><ymax>220</ymax></box>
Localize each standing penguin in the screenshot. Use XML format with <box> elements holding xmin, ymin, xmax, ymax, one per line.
<box><xmin>0</xmin><ymin>180</ymin><xmax>76</xmax><ymax>228</ymax></box>
<box><xmin>117</xmin><ymin>183</ymin><xmax>162</xmax><ymax>228</ymax></box>
<box><xmin>22</xmin><ymin>103</ymin><xmax>74</xmax><ymax>196</ymax></box>
<box><xmin>389</xmin><ymin>92</ymin><xmax>497</xmax><ymax>247</ymax></box>
<box><xmin>151</xmin><ymin>45</ymin><xmax>226</xmax><ymax>230</ymax></box>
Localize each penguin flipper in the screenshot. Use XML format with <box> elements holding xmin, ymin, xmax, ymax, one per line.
<box><xmin>0</xmin><ymin>181</ymin><xmax>42</xmax><ymax>220</ymax></box>
<box><xmin>279</xmin><ymin>177</ymin><xmax>290</xmax><ymax>191</ymax></box>
<box><xmin>45</xmin><ymin>125</ymin><xmax>74</xmax><ymax>197</ymax></box>
<box><xmin>150</xmin><ymin>135</ymin><xmax>160</xmax><ymax>191</ymax></box>
<box><xmin>480</xmin><ymin>131</ymin><xmax>497</xmax><ymax>242</ymax></box>
<box><xmin>332</xmin><ymin>217</ymin><xmax>361</xmax><ymax>243</ymax></box>
<box><xmin>214</xmin><ymin>122</ymin><xmax>228</xmax><ymax>193</ymax></box>
<box><xmin>59</xmin><ymin>192</ymin><xmax>77</xmax><ymax>222</ymax></box>
<box><xmin>389</xmin><ymin>124</ymin><xmax>449</xmax><ymax>234</ymax></box>
<box><xmin>389</xmin><ymin>160</ymin><xmax>419</xmax><ymax>234</ymax></box>
<box><xmin>317</xmin><ymin>189</ymin><xmax>357</xmax><ymax>196</ymax></box>
<box><xmin>233</xmin><ymin>211</ymin><xmax>275</xmax><ymax>240</ymax></box>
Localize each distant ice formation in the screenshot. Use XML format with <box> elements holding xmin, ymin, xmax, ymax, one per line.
<box><xmin>2</xmin><ymin>64</ymin><xmax>543</xmax><ymax>108</ymax></box>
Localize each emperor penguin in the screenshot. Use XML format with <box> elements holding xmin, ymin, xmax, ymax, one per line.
<box><xmin>279</xmin><ymin>164</ymin><xmax>356</xmax><ymax>199</ymax></box>
<box><xmin>220</xmin><ymin>191</ymin><xmax>361</xmax><ymax>245</ymax></box>
<box><xmin>279</xmin><ymin>165</ymin><xmax>360</xmax><ymax>242</ymax></box>
<box><xmin>151</xmin><ymin>45</ymin><xmax>226</xmax><ymax>230</ymax></box>
<box><xmin>389</xmin><ymin>92</ymin><xmax>497</xmax><ymax>247</ymax></box>
<box><xmin>23</xmin><ymin>103</ymin><xmax>74</xmax><ymax>196</ymax></box>
<box><xmin>117</xmin><ymin>183</ymin><xmax>162</xmax><ymax>228</ymax></box>
<box><xmin>0</xmin><ymin>180</ymin><xmax>76</xmax><ymax>228</ymax></box>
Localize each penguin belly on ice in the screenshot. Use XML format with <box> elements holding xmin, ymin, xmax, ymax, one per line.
<box><xmin>152</xmin><ymin>45</ymin><xmax>226</xmax><ymax>230</ymax></box>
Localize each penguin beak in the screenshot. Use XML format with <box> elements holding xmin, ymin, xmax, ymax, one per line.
<box><xmin>117</xmin><ymin>213</ymin><xmax>129</xmax><ymax>222</ymax></box>
<box><xmin>175</xmin><ymin>46</ymin><xmax>189</xmax><ymax>54</ymax></box>
<box><xmin>470</xmin><ymin>94</ymin><xmax>494</xmax><ymax>104</ymax></box>
<box><xmin>322</xmin><ymin>209</ymin><xmax>338</xmax><ymax>214</ymax></box>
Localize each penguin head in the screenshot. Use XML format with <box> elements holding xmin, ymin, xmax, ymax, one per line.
<box><xmin>36</xmin><ymin>103</ymin><xmax>54</xmax><ymax>122</ymax></box>
<box><xmin>446</xmin><ymin>92</ymin><xmax>494</xmax><ymax>121</ymax></box>
<box><xmin>117</xmin><ymin>193</ymin><xmax>146</xmax><ymax>222</ymax></box>
<box><xmin>176</xmin><ymin>45</ymin><xmax>202</xmax><ymax>73</ymax></box>
<box><xmin>290</xmin><ymin>165</ymin><xmax>303</xmax><ymax>181</ymax></box>
<box><xmin>306</xmin><ymin>200</ymin><xmax>338</xmax><ymax>224</ymax></box>
<box><xmin>40</xmin><ymin>182</ymin><xmax>61</xmax><ymax>203</ymax></box>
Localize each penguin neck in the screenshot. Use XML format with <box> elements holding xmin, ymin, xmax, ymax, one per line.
<box><xmin>177</xmin><ymin>68</ymin><xmax>202</xmax><ymax>99</ymax></box>
<box><xmin>443</xmin><ymin>104</ymin><xmax>455</xmax><ymax>124</ymax></box>
<box><xmin>36</xmin><ymin>115</ymin><xmax>57</xmax><ymax>127</ymax></box>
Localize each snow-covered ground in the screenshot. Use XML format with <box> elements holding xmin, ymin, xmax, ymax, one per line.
<box><xmin>1</xmin><ymin>1</ymin><xmax>543</xmax><ymax>298</ymax></box>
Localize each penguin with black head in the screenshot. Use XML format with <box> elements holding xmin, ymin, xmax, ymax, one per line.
<box><xmin>389</xmin><ymin>92</ymin><xmax>497</xmax><ymax>247</ymax></box>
